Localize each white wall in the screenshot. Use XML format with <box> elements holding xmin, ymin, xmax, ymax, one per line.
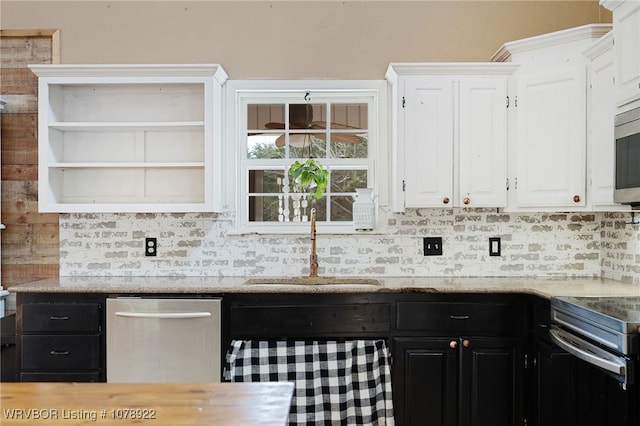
<box><xmin>59</xmin><ymin>209</ymin><xmax>605</xmax><ymax>279</ymax></box>
<box><xmin>1</xmin><ymin>1</ymin><xmax>610</xmax><ymax>78</ymax></box>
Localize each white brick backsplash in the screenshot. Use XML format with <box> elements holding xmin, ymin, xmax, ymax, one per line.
<box><xmin>57</xmin><ymin>208</ymin><xmax>639</xmax><ymax>280</ymax></box>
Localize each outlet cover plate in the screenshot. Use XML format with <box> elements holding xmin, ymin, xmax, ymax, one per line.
<box><xmin>145</xmin><ymin>237</ymin><xmax>157</xmax><ymax>257</ymax></box>
<box><xmin>489</xmin><ymin>237</ymin><xmax>501</xmax><ymax>256</ymax></box>
<box><xmin>423</xmin><ymin>237</ymin><xmax>443</xmax><ymax>256</ymax></box>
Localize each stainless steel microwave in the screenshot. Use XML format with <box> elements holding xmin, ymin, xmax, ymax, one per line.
<box><xmin>615</xmin><ymin>106</ymin><xmax>640</xmax><ymax>208</ymax></box>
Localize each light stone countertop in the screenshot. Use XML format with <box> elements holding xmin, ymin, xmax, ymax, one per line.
<box><xmin>7</xmin><ymin>276</ymin><xmax>640</xmax><ymax>299</ymax></box>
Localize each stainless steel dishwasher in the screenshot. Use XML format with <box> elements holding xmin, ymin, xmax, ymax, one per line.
<box><xmin>106</xmin><ymin>298</ymin><xmax>222</xmax><ymax>383</ymax></box>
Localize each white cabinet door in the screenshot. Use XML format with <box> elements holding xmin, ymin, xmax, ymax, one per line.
<box><xmin>513</xmin><ymin>68</ymin><xmax>586</xmax><ymax>209</ymax></box>
<box><xmin>458</xmin><ymin>79</ymin><xmax>508</xmax><ymax>207</ymax></box>
<box><xmin>586</xmin><ymin>33</ymin><xmax>628</xmax><ymax>210</ymax></box>
<box><xmin>402</xmin><ymin>78</ymin><xmax>455</xmax><ymax>208</ymax></box>
<box><xmin>611</xmin><ymin>1</ymin><xmax>640</xmax><ymax>108</ymax></box>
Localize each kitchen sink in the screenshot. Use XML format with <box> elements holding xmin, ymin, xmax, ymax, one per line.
<box><xmin>244</xmin><ymin>277</ymin><xmax>382</xmax><ymax>287</ymax></box>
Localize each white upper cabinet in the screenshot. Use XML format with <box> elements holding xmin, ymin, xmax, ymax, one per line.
<box><xmin>396</xmin><ymin>76</ymin><xmax>454</xmax><ymax>209</ymax></box>
<box><xmin>513</xmin><ymin>67</ymin><xmax>587</xmax><ymax>209</ymax></box>
<box><xmin>386</xmin><ymin>64</ymin><xmax>517</xmax><ymax>212</ymax></box>
<box><xmin>458</xmin><ymin>78</ymin><xmax>510</xmax><ymax>207</ymax></box>
<box><xmin>492</xmin><ymin>24</ymin><xmax>612</xmax><ymax>211</ymax></box>
<box><xmin>584</xmin><ymin>31</ymin><xmax>629</xmax><ymax>211</ymax></box>
<box><xmin>29</xmin><ymin>64</ymin><xmax>227</xmax><ymax>213</ymax></box>
<box><xmin>602</xmin><ymin>0</ymin><xmax>640</xmax><ymax>109</ymax></box>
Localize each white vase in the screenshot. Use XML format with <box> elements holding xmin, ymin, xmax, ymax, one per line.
<box><xmin>353</xmin><ymin>188</ymin><xmax>376</xmax><ymax>231</ymax></box>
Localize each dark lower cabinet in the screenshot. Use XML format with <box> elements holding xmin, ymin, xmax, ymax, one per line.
<box><xmin>533</xmin><ymin>336</ymin><xmax>638</xmax><ymax>426</ymax></box>
<box><xmin>459</xmin><ymin>337</ymin><xmax>523</xmax><ymax>426</ymax></box>
<box><xmin>17</xmin><ymin>293</ymin><xmax>105</xmax><ymax>382</ymax></box>
<box><xmin>393</xmin><ymin>336</ymin><xmax>524</xmax><ymax>426</ymax></box>
<box><xmin>392</xmin><ymin>295</ymin><xmax>526</xmax><ymax>426</ymax></box>
<box><xmin>532</xmin><ymin>338</ymin><xmax>576</xmax><ymax>425</ymax></box>
<box><xmin>393</xmin><ymin>338</ymin><xmax>457</xmax><ymax>426</ymax></box>
<box><xmin>20</xmin><ymin>290</ymin><xmax>637</xmax><ymax>426</ymax></box>
<box><xmin>1</xmin><ymin>313</ymin><xmax>17</xmax><ymax>382</ymax></box>
<box><xmin>530</xmin><ymin>296</ymin><xmax>639</xmax><ymax>426</ymax></box>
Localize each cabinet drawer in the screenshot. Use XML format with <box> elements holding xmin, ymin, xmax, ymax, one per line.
<box><xmin>21</xmin><ymin>335</ymin><xmax>100</xmax><ymax>370</ymax></box>
<box><xmin>230</xmin><ymin>303</ymin><xmax>391</xmax><ymax>337</ymax></box>
<box><xmin>22</xmin><ymin>303</ymin><xmax>101</xmax><ymax>332</ymax></box>
<box><xmin>396</xmin><ymin>301</ymin><xmax>522</xmax><ymax>334</ymax></box>
<box><xmin>20</xmin><ymin>371</ymin><xmax>101</xmax><ymax>382</ymax></box>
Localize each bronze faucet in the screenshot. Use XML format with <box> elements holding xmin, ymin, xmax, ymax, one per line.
<box><xmin>309</xmin><ymin>208</ymin><xmax>319</xmax><ymax>277</ymax></box>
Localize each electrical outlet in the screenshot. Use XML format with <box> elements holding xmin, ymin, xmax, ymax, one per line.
<box><xmin>145</xmin><ymin>237</ymin><xmax>157</xmax><ymax>257</ymax></box>
<box><xmin>489</xmin><ymin>237</ymin><xmax>501</xmax><ymax>256</ymax></box>
<box><xmin>423</xmin><ymin>237</ymin><xmax>443</xmax><ymax>256</ymax></box>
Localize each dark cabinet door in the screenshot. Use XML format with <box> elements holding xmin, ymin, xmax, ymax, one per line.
<box><xmin>393</xmin><ymin>336</ymin><xmax>524</xmax><ymax>426</ymax></box>
<box><xmin>459</xmin><ymin>336</ymin><xmax>524</xmax><ymax>426</ymax></box>
<box><xmin>393</xmin><ymin>337</ymin><xmax>458</xmax><ymax>426</ymax></box>
<box><xmin>534</xmin><ymin>338</ymin><xmax>577</xmax><ymax>426</ymax></box>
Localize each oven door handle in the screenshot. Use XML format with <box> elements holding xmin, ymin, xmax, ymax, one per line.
<box><xmin>549</xmin><ymin>327</ymin><xmax>628</xmax><ymax>379</ymax></box>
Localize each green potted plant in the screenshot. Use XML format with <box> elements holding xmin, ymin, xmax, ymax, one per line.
<box><xmin>288</xmin><ymin>158</ymin><xmax>329</xmax><ymax>200</ymax></box>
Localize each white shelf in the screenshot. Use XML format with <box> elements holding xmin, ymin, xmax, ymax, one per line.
<box><xmin>30</xmin><ymin>64</ymin><xmax>227</xmax><ymax>213</ymax></box>
<box><xmin>49</xmin><ymin>122</ymin><xmax>205</xmax><ymax>131</ymax></box>
<box><xmin>49</xmin><ymin>162</ymin><xmax>205</xmax><ymax>168</ymax></box>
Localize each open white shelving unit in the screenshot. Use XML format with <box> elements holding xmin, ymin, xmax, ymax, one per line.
<box><xmin>29</xmin><ymin>64</ymin><xmax>227</xmax><ymax>213</ymax></box>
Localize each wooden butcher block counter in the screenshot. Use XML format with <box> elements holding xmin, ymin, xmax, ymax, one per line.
<box><xmin>1</xmin><ymin>382</ymin><xmax>294</xmax><ymax>425</ymax></box>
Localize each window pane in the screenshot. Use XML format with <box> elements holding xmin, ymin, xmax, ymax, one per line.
<box><xmin>291</xmin><ymin>104</ymin><xmax>326</xmax><ymax>129</ymax></box>
<box><xmin>330</xmin><ymin>196</ymin><xmax>354</xmax><ymax>222</ymax></box>
<box><xmin>289</xmin><ymin>134</ymin><xmax>326</xmax><ymax>159</ymax></box>
<box><xmin>247</xmin><ymin>104</ymin><xmax>284</xmax><ymax>130</ymax></box>
<box><xmin>331</xmin><ymin>103</ymin><xmax>367</xmax><ymax>129</ymax></box>
<box><xmin>331</xmin><ymin>170</ymin><xmax>368</xmax><ymax>193</ymax></box>
<box><xmin>249</xmin><ymin>170</ymin><xmax>285</xmax><ymax>194</ymax></box>
<box><xmin>329</xmin><ymin>133</ymin><xmax>368</xmax><ymax>159</ymax></box>
<box><xmin>249</xmin><ymin>195</ymin><xmax>282</xmax><ymax>222</ymax></box>
<box><xmin>247</xmin><ymin>135</ymin><xmax>285</xmax><ymax>159</ymax></box>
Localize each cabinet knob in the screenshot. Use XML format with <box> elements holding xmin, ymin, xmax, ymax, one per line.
<box><xmin>462</xmin><ymin>339</ymin><xmax>470</xmax><ymax>348</ymax></box>
<box><xmin>449</xmin><ymin>341</ymin><xmax>458</xmax><ymax>349</ymax></box>
<box><xmin>443</xmin><ymin>197</ymin><xmax>450</xmax><ymax>205</ymax></box>
<box><xmin>573</xmin><ymin>195</ymin><xmax>581</xmax><ymax>203</ymax></box>
<box><xmin>463</xmin><ymin>197</ymin><xmax>470</xmax><ymax>205</ymax></box>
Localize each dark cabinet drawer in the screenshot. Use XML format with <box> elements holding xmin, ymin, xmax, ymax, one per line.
<box><xmin>20</xmin><ymin>371</ymin><xmax>101</xmax><ymax>382</ymax></box>
<box><xmin>22</xmin><ymin>303</ymin><xmax>100</xmax><ymax>332</ymax></box>
<box><xmin>230</xmin><ymin>303</ymin><xmax>391</xmax><ymax>337</ymax></box>
<box><xmin>396</xmin><ymin>301</ymin><xmax>523</xmax><ymax>334</ymax></box>
<box><xmin>21</xmin><ymin>335</ymin><xmax>100</xmax><ymax>370</ymax></box>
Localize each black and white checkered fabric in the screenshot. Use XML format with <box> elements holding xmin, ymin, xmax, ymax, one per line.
<box><xmin>224</xmin><ymin>340</ymin><xmax>395</xmax><ymax>426</ymax></box>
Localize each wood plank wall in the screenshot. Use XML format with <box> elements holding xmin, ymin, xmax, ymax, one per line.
<box><xmin>0</xmin><ymin>30</ymin><xmax>60</xmax><ymax>286</ymax></box>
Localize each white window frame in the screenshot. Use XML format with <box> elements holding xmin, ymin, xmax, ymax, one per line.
<box><xmin>227</xmin><ymin>80</ymin><xmax>388</xmax><ymax>235</ymax></box>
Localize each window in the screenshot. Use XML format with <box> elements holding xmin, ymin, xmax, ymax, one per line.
<box><xmin>233</xmin><ymin>81</ymin><xmax>385</xmax><ymax>234</ymax></box>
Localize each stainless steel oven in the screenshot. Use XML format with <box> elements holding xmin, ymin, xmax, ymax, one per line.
<box><xmin>615</xmin><ymin>106</ymin><xmax>640</xmax><ymax>207</ymax></box>
<box><xmin>550</xmin><ymin>296</ymin><xmax>640</xmax><ymax>389</ymax></box>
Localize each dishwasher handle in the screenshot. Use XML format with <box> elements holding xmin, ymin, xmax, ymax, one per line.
<box><xmin>114</xmin><ymin>311</ymin><xmax>212</xmax><ymax>319</ymax></box>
